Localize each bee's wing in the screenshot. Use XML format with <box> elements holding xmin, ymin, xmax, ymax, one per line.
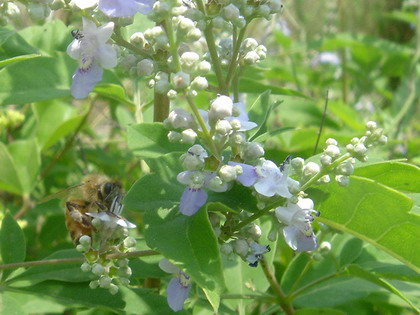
<box><xmin>39</xmin><ymin>183</ymin><xmax>85</xmax><ymax>203</ymax></box>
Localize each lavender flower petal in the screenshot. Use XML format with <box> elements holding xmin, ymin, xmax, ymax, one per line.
<box><xmin>99</xmin><ymin>0</ymin><xmax>154</xmax><ymax>17</ymax></box>
<box><xmin>180</xmin><ymin>187</ymin><xmax>208</xmax><ymax>216</ymax></box>
<box><xmin>167</xmin><ymin>277</ymin><xmax>191</xmax><ymax>312</ymax></box>
<box><xmin>228</xmin><ymin>162</ymin><xmax>257</xmax><ymax>187</ymax></box>
<box><xmin>71</xmin><ymin>64</ymin><xmax>103</xmax><ymax>99</ymax></box>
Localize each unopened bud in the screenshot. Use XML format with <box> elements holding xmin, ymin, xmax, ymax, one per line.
<box><xmin>137</xmin><ymin>59</ymin><xmax>154</xmax><ymax>76</ymax></box>
<box><xmin>181</xmin><ymin>129</ymin><xmax>197</xmax><ymax>144</ymax></box>
<box><xmin>220</xmin><ymin>243</ymin><xmax>233</xmax><ymax>255</ymax></box>
<box><xmin>172</xmin><ymin>72</ymin><xmax>190</xmax><ymax>89</ymax></box>
<box><xmin>209</xmin><ymin>95</ymin><xmax>233</xmax><ymax>121</ymax></box>
<box><xmin>99</xmin><ymin>276</ymin><xmax>112</xmax><ymax>289</ymax></box>
<box><xmin>233</xmin><ymin>239</ymin><xmax>249</xmax><ymax>257</ymax></box>
<box><xmin>218</xmin><ymin>165</ymin><xmax>237</xmax><ymax>182</ymax></box>
<box><xmin>303</xmin><ymin>162</ymin><xmax>320</xmax><ymax>178</ymax></box>
<box><xmin>215</xmin><ymin>119</ymin><xmax>232</xmax><ymax>135</ymax></box>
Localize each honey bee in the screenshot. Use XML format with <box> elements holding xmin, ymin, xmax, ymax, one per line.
<box><xmin>42</xmin><ymin>175</ymin><xmax>124</xmax><ymax>244</ymax></box>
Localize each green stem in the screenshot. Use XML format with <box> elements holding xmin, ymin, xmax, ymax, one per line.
<box><xmin>163</xmin><ymin>18</ymin><xmax>181</xmax><ymax>72</ymax></box>
<box><xmin>0</xmin><ymin>250</ymin><xmax>160</xmax><ymax>271</ymax></box>
<box><xmin>195</xmin><ymin>0</ymin><xmax>227</xmax><ymax>93</ymax></box>
<box><xmin>186</xmin><ymin>95</ymin><xmax>221</xmax><ymax>160</ymax></box>
<box><xmin>260</xmin><ymin>257</ymin><xmax>295</xmax><ymax>315</ymax></box>
<box><xmin>225</xmin><ymin>26</ymin><xmax>247</xmax><ymax>90</ymax></box>
<box><xmin>300</xmin><ymin>153</ymin><xmax>352</xmax><ymax>191</ymax></box>
<box><xmin>287</xmin><ymin>255</ymin><xmax>314</xmax><ymax>295</ymax></box>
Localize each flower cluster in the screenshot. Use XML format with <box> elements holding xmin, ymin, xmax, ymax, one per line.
<box><xmin>75</xmin><ymin>196</ymin><xmax>137</xmax><ymax>295</ymax></box>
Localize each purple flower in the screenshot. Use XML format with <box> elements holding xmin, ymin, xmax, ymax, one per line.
<box><xmin>177</xmin><ymin>171</ymin><xmax>228</xmax><ymax>216</ymax></box>
<box><xmin>229</xmin><ymin>159</ymin><xmax>292</xmax><ymax>198</ymax></box>
<box><xmin>159</xmin><ymin>259</ymin><xmax>192</xmax><ymax>312</ymax></box>
<box><xmin>275</xmin><ymin>198</ymin><xmax>319</xmax><ymax>252</ymax></box>
<box><xmin>67</xmin><ymin>18</ymin><xmax>117</xmax><ymax>99</ymax></box>
<box><xmin>73</xmin><ymin>0</ymin><xmax>154</xmax><ymax>16</ymax></box>
<box><xmin>246</xmin><ymin>242</ymin><xmax>270</xmax><ymax>267</ymax></box>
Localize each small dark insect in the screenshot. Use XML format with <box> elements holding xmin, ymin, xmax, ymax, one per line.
<box><xmin>71</xmin><ymin>29</ymin><xmax>84</xmax><ymax>40</ymax></box>
<box><xmin>280</xmin><ymin>155</ymin><xmax>293</xmax><ymax>172</ymax></box>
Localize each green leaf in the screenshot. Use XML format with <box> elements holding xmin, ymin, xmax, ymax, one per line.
<box><xmin>311</xmin><ymin>177</ymin><xmax>420</xmax><ymax>273</ymax></box>
<box><xmin>0</xmin><ymin>27</ymin><xmax>39</xmax><ymax>58</ymax></box>
<box><xmin>0</xmin><ymin>293</ymin><xmax>27</xmax><ymax>315</ymax></box>
<box><xmin>0</xmin><ymin>54</ymin><xmax>41</xmax><ymax>68</ymax></box>
<box><xmin>293</xmin><ymin>276</ymin><xmax>380</xmax><ymax>308</ymax></box>
<box><xmin>0</xmin><ymin>53</ymin><xmax>74</xmax><ymax>105</ymax></box>
<box><xmin>8</xmin><ymin>139</ymin><xmax>40</xmax><ymax>194</ymax></box>
<box><xmin>11</xmin><ymin>281</ymin><xmax>184</xmax><ymax>314</ymax></box>
<box><xmin>33</xmin><ymin>101</ymin><xmax>85</xmax><ymax>151</ymax></box>
<box><xmin>127</xmin><ymin>123</ymin><xmax>189</xmax><ymax>159</ymax></box>
<box><xmin>354</xmin><ymin>161</ymin><xmax>420</xmax><ymax>193</ymax></box>
<box><xmin>94</xmin><ymin>84</ymin><xmax>135</xmax><ymax>107</ymax></box>
<box><xmin>124</xmin><ymin>173</ymin><xmax>184</xmax><ymax>212</ymax></box>
<box><xmin>346</xmin><ymin>264</ymin><xmax>419</xmax><ymax>312</ymax></box>
<box><xmin>1</xmin><ymin>212</ymin><xmax>26</xmax><ymax>281</ymax></box>
<box><xmin>239</xmin><ymin>77</ymin><xmax>306</xmax><ymax>97</ymax></box>
<box><xmin>296</xmin><ymin>309</ymin><xmax>345</xmax><ymax>315</ymax></box>
<box><xmin>144</xmin><ymin>207</ymin><xmax>226</xmax><ymax>306</ymax></box>
<box><xmin>0</xmin><ymin>142</ymin><xmax>22</xmax><ymax>195</ymax></box>
<box><xmin>8</xmin><ymin>249</ymin><xmax>90</xmax><ymax>284</ymax></box>
<box><xmin>18</xmin><ymin>20</ymin><xmax>70</xmax><ymax>54</ymax></box>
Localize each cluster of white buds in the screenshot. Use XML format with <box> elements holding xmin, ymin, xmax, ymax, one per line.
<box><xmin>221</xmin><ymin>238</ymin><xmax>270</xmax><ymax>267</ymax></box>
<box><xmin>346</xmin><ymin>121</ymin><xmax>388</xmax><ymax>162</ymax></box>
<box><xmin>240</xmin><ymin>38</ymin><xmax>267</xmax><ymax>66</ymax></box>
<box><xmin>78</xmin><ymin>235</ymin><xmax>136</xmax><ymax>295</ymax></box>
<box><xmin>27</xmin><ymin>1</ymin><xmax>51</xmax><ymax>21</ymax></box>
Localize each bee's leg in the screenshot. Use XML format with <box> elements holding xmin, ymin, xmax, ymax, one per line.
<box><xmin>66</xmin><ymin>201</ymin><xmax>91</xmax><ymax>227</ymax></box>
<box><xmin>95</xmin><ymin>201</ymin><xmax>107</xmax><ymax>211</ymax></box>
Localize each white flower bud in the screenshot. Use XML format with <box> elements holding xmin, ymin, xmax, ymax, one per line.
<box><xmin>244</xmin><ymin>51</ymin><xmax>260</xmax><ymax>65</ymax></box>
<box><xmin>181</xmin><ymin>129</ymin><xmax>197</xmax><ymax>144</ymax></box>
<box><xmin>79</xmin><ymin>235</ymin><xmax>91</xmax><ymax>247</ymax></box>
<box><xmin>222</xmin><ymin>4</ymin><xmax>240</xmax><ymax>21</ymax></box>
<box><xmin>81</xmin><ymin>262</ymin><xmax>91</xmax><ymax>272</ymax></box>
<box><xmin>168</xmin><ymin>131</ymin><xmax>182</xmax><ymax>142</ymax></box>
<box><xmin>180</xmin><ymin>52</ymin><xmax>200</xmax><ymax>73</ymax></box>
<box><xmin>320</xmin><ymin>241</ymin><xmax>331</xmax><ymax>254</ymax></box>
<box><xmin>379</xmin><ymin>135</ymin><xmax>388</xmax><ymax>145</ymax></box>
<box><xmin>326</xmin><ymin>138</ymin><xmax>338</xmax><ymax>146</ymax></box>
<box><xmin>28</xmin><ymin>3</ymin><xmax>50</xmax><ymax>20</ymax></box>
<box><xmin>191</xmin><ymin>76</ymin><xmax>208</xmax><ymax>90</ymax></box>
<box><xmin>233</xmin><ymin>16</ymin><xmax>246</xmax><ymax>29</ymax></box>
<box><xmin>220</xmin><ymin>243</ymin><xmax>233</xmax><ymax>255</ymax></box>
<box><xmin>166</xmin><ymin>108</ymin><xmax>194</xmax><ymax>129</ymax></box>
<box><xmin>241</xmin><ymin>142</ymin><xmax>265</xmax><ymax>161</ymax></box>
<box><xmin>268</xmin><ymin>0</ymin><xmax>283</xmax><ymax>13</ymax></box>
<box><xmin>189</xmin><ymin>144</ymin><xmax>207</xmax><ymax>156</ymax></box>
<box><xmin>198</xmin><ymin>60</ymin><xmax>211</xmax><ymax>74</ymax></box>
<box><xmin>256</xmin><ymin>4</ymin><xmax>270</xmax><ymax>17</ymax></box>
<box><xmin>89</xmin><ymin>280</ymin><xmax>99</xmax><ymax>289</ymax></box>
<box><xmin>124</xmin><ymin>236</ymin><xmax>137</xmax><ymax>248</ymax></box>
<box><xmin>153</xmin><ymin>0</ymin><xmax>171</xmax><ymax>16</ymax></box>
<box><xmin>350</xmin><ymin>137</ymin><xmax>360</xmax><ymax>145</ymax></box>
<box><xmin>182</xmin><ymin>155</ymin><xmax>203</xmax><ymax>171</ymax></box>
<box><xmin>187</xmin><ymin>28</ymin><xmax>202</xmax><ymax>41</ymax></box>
<box><xmin>219</xmin><ymin>165</ymin><xmax>238</xmax><ymax>182</ymax></box>
<box><xmin>287</xmin><ymin>178</ymin><xmax>301</xmax><ymax>194</ymax></box>
<box><xmin>255</xmin><ymin>45</ymin><xmax>267</xmax><ymax>59</ymax></box>
<box><xmin>207</xmin><ymin>176</ymin><xmax>224</xmax><ymax>190</ymax></box>
<box><xmin>92</xmin><ymin>263</ymin><xmax>105</xmax><ymax>276</ymax></box>
<box><xmin>233</xmin><ymin>239</ymin><xmax>249</xmax><ymax>257</ymax></box>
<box><xmin>178</xmin><ymin>16</ymin><xmax>195</xmax><ymax>31</ymax></box>
<box><xmin>231</xmin><ymin>132</ymin><xmax>246</xmax><ymax>145</ymax></box>
<box><xmin>212</xmin><ymin>16</ymin><xmax>225</xmax><ymax>28</ymax></box>
<box><xmin>242</xmin><ymin>6</ymin><xmax>254</xmax><ymax>17</ymax></box>
<box><xmin>241</xmin><ymin>38</ymin><xmax>259</xmax><ymax>51</ymax></box>
<box><xmin>76</xmin><ymin>244</ymin><xmax>87</xmax><ymax>252</ymax></box>
<box><xmin>336</xmin><ymin>175</ymin><xmax>350</xmax><ymax>186</ymax></box>
<box><xmin>324</xmin><ymin>145</ymin><xmax>340</xmax><ymax>158</ymax></box>
<box><xmin>215</xmin><ymin>119</ymin><xmax>232</xmax><ymax>135</ymax></box>
<box><xmin>320</xmin><ymin>154</ymin><xmax>332</xmax><ymax>166</ymax></box>
<box><xmin>317</xmin><ymin>175</ymin><xmax>331</xmax><ymax>184</ymax></box>
<box><xmin>246</xmin><ymin>223</ymin><xmax>262</xmax><ymax>239</ymax></box>
<box><xmin>137</xmin><ymin>59</ymin><xmax>154</xmax><ymax>76</ymax></box>
<box><xmin>172</xmin><ymin>72</ymin><xmax>190</xmax><ymax>89</ymax></box>
<box><xmin>336</xmin><ymin>161</ymin><xmax>354</xmax><ymax>176</ymax></box>
<box><xmin>99</xmin><ymin>276</ymin><xmax>112</xmax><ymax>289</ymax></box>
<box><xmin>118</xmin><ymin>259</ymin><xmax>129</xmax><ymax>267</ymax></box>
<box><xmin>366</xmin><ymin>121</ymin><xmax>377</xmax><ymax>130</ymax></box>
<box><xmin>155</xmin><ymin>78</ymin><xmax>170</xmax><ymax>94</ymax></box>
<box><xmin>353</xmin><ymin>143</ymin><xmax>367</xmax><ymax>156</ymax></box>
<box><xmin>291</xmin><ymin>157</ymin><xmax>305</xmax><ymax>169</ymax></box>
<box><xmin>109</xmin><ymin>284</ymin><xmax>119</xmax><ymax>295</ymax></box>
<box><xmin>209</xmin><ymin>95</ymin><xmax>233</xmax><ymax>121</ymax></box>
<box><xmin>144</xmin><ymin>26</ymin><xmax>165</xmax><ymax>40</ymax></box>
<box><xmin>303</xmin><ymin>162</ymin><xmax>320</xmax><ymax>178</ymax></box>
<box><xmin>118</xmin><ymin>267</ymin><xmax>132</xmax><ymax>278</ymax></box>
